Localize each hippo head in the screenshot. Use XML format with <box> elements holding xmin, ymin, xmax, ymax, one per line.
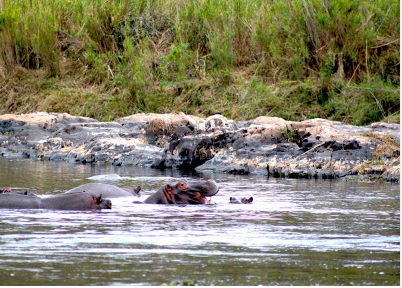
<box><xmin>162</xmin><ymin>179</ymin><xmax>219</xmax><ymax>204</ymax></box>
<box><xmin>92</xmin><ymin>194</ymin><xmax>112</xmax><ymax>210</ymax></box>
<box><xmin>229</xmin><ymin>196</ymin><xmax>253</xmax><ymax>204</ymax></box>
<box><xmin>0</xmin><ymin>188</ymin><xmax>34</xmax><ymax>196</ymax></box>
<box><xmin>0</xmin><ymin>188</ymin><xmax>12</xmax><ymax>194</ymax></box>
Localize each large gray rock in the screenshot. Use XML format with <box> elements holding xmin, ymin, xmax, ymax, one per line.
<box><xmin>0</xmin><ymin>112</ymin><xmax>399</xmax><ymax>182</ymax></box>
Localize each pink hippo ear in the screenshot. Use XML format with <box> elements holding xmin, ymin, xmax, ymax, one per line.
<box><xmin>134</xmin><ymin>186</ymin><xmax>141</xmax><ymax>195</ymax></box>
<box><xmin>164</xmin><ymin>184</ymin><xmax>175</xmax><ymax>204</ymax></box>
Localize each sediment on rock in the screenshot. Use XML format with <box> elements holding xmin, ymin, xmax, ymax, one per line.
<box><xmin>0</xmin><ymin>112</ymin><xmax>399</xmax><ymax>182</ymax></box>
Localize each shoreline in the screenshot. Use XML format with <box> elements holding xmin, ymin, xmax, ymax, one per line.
<box><xmin>0</xmin><ymin>112</ymin><xmax>399</xmax><ymax>182</ymax></box>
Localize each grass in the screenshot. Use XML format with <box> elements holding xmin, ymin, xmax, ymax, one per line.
<box><xmin>0</xmin><ymin>0</ymin><xmax>400</xmax><ymax>125</ymax></box>
<box><xmin>361</xmin><ymin>132</ymin><xmax>400</xmax><ymax>160</ymax></box>
<box><xmin>354</xmin><ymin>132</ymin><xmax>400</xmax><ymax>179</ymax></box>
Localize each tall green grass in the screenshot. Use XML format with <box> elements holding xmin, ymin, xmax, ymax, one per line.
<box><xmin>0</xmin><ymin>0</ymin><xmax>399</xmax><ymax>124</ymax></box>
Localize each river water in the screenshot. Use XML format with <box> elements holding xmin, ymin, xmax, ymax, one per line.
<box><xmin>0</xmin><ymin>156</ymin><xmax>399</xmax><ymax>285</ymax></box>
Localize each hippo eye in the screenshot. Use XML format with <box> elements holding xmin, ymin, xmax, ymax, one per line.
<box><xmin>178</xmin><ymin>181</ymin><xmax>188</xmax><ymax>190</ymax></box>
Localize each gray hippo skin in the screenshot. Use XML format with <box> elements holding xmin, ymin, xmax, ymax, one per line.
<box><xmin>144</xmin><ymin>179</ymin><xmax>218</xmax><ymax>204</ymax></box>
<box><xmin>0</xmin><ymin>192</ymin><xmax>112</xmax><ymax>210</ymax></box>
<box><xmin>65</xmin><ymin>183</ymin><xmax>141</xmax><ymax>198</ymax></box>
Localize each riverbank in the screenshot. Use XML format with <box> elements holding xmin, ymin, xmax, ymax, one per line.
<box><xmin>0</xmin><ymin>112</ymin><xmax>399</xmax><ymax>182</ymax></box>
<box><xmin>0</xmin><ymin>0</ymin><xmax>400</xmax><ymax>125</ymax></box>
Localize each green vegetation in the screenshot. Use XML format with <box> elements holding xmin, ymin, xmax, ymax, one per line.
<box><xmin>282</xmin><ymin>126</ymin><xmax>302</xmax><ymax>145</ymax></box>
<box><xmin>0</xmin><ymin>0</ymin><xmax>399</xmax><ymax>124</ymax></box>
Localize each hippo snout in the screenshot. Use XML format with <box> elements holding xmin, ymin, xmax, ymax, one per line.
<box><xmin>103</xmin><ymin>199</ymin><xmax>112</xmax><ymax>209</ymax></box>
<box><xmin>204</xmin><ymin>179</ymin><xmax>219</xmax><ymax>196</ymax></box>
<box><xmin>188</xmin><ymin>179</ymin><xmax>219</xmax><ymax>196</ymax></box>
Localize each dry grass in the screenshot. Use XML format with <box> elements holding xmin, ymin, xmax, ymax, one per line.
<box><xmin>0</xmin><ymin>0</ymin><xmax>399</xmax><ymax>123</ymax></box>
<box><xmin>362</xmin><ymin>132</ymin><xmax>400</xmax><ymax>161</ymax></box>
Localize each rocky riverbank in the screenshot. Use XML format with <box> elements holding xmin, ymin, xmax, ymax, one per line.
<box><xmin>0</xmin><ymin>112</ymin><xmax>399</xmax><ymax>182</ymax></box>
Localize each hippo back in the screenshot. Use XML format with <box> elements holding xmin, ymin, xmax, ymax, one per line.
<box><xmin>40</xmin><ymin>192</ymin><xmax>110</xmax><ymax>210</ymax></box>
<box><xmin>65</xmin><ymin>183</ymin><xmax>138</xmax><ymax>198</ymax></box>
<box><xmin>0</xmin><ymin>193</ymin><xmax>41</xmax><ymax>209</ymax></box>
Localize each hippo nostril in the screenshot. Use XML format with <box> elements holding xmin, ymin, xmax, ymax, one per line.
<box><xmin>104</xmin><ymin>200</ymin><xmax>112</xmax><ymax>209</ymax></box>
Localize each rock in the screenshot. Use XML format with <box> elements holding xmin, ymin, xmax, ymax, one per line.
<box><xmin>0</xmin><ymin>112</ymin><xmax>96</xmax><ymax>145</ymax></box>
<box><xmin>116</xmin><ymin>113</ymin><xmax>161</xmax><ymax>132</ymax></box>
<box><xmin>205</xmin><ymin>114</ymin><xmax>237</xmax><ymax>132</ymax></box>
<box><xmin>249</xmin><ymin>116</ymin><xmax>288</xmax><ymax>126</ymax></box>
<box><xmin>145</xmin><ymin>112</ymin><xmax>204</xmax><ymax>147</ymax></box>
<box><xmin>0</xmin><ymin>112</ymin><xmax>399</xmax><ymax>182</ymax></box>
<box><xmin>381</xmin><ymin>162</ymin><xmax>400</xmax><ymax>182</ymax></box>
<box><xmin>0</xmin><ymin>112</ymin><xmax>164</xmax><ymax>168</ymax></box>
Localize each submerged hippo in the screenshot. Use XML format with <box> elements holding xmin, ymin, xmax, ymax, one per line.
<box><xmin>229</xmin><ymin>196</ymin><xmax>253</xmax><ymax>204</ymax></box>
<box><xmin>143</xmin><ymin>179</ymin><xmax>218</xmax><ymax>204</ymax></box>
<box><xmin>0</xmin><ymin>187</ymin><xmax>36</xmax><ymax>196</ymax></box>
<box><xmin>65</xmin><ymin>183</ymin><xmax>141</xmax><ymax>198</ymax></box>
<box><xmin>0</xmin><ymin>192</ymin><xmax>111</xmax><ymax>210</ymax></box>
<box><xmin>0</xmin><ymin>188</ymin><xmax>12</xmax><ymax>193</ymax></box>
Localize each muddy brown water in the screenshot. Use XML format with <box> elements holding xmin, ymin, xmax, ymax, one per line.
<box><xmin>0</xmin><ymin>156</ymin><xmax>399</xmax><ymax>285</ymax></box>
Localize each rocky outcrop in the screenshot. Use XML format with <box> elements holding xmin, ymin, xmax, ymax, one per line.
<box><xmin>0</xmin><ymin>112</ymin><xmax>399</xmax><ymax>182</ymax></box>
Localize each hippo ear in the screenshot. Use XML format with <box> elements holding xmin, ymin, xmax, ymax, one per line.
<box><xmin>96</xmin><ymin>194</ymin><xmax>103</xmax><ymax>204</ymax></box>
<box><xmin>164</xmin><ymin>184</ymin><xmax>175</xmax><ymax>204</ymax></box>
<box><xmin>166</xmin><ymin>184</ymin><xmax>174</xmax><ymax>195</ymax></box>
<box><xmin>248</xmin><ymin>197</ymin><xmax>253</xmax><ymax>203</ymax></box>
<box><xmin>134</xmin><ymin>186</ymin><xmax>141</xmax><ymax>195</ymax></box>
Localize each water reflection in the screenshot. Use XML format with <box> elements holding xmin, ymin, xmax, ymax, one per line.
<box><xmin>0</xmin><ymin>157</ymin><xmax>400</xmax><ymax>285</ymax></box>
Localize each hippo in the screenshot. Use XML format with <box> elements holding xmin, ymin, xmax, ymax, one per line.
<box><xmin>0</xmin><ymin>188</ymin><xmax>12</xmax><ymax>193</ymax></box>
<box><xmin>0</xmin><ymin>187</ymin><xmax>36</xmax><ymax>196</ymax></box>
<box><xmin>229</xmin><ymin>196</ymin><xmax>253</xmax><ymax>204</ymax></box>
<box><xmin>65</xmin><ymin>183</ymin><xmax>141</xmax><ymax>198</ymax></box>
<box><xmin>0</xmin><ymin>192</ymin><xmax>112</xmax><ymax>210</ymax></box>
<box><xmin>143</xmin><ymin>179</ymin><xmax>218</xmax><ymax>204</ymax></box>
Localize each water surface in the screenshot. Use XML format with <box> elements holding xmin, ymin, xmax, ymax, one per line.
<box><xmin>0</xmin><ymin>157</ymin><xmax>399</xmax><ymax>285</ymax></box>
